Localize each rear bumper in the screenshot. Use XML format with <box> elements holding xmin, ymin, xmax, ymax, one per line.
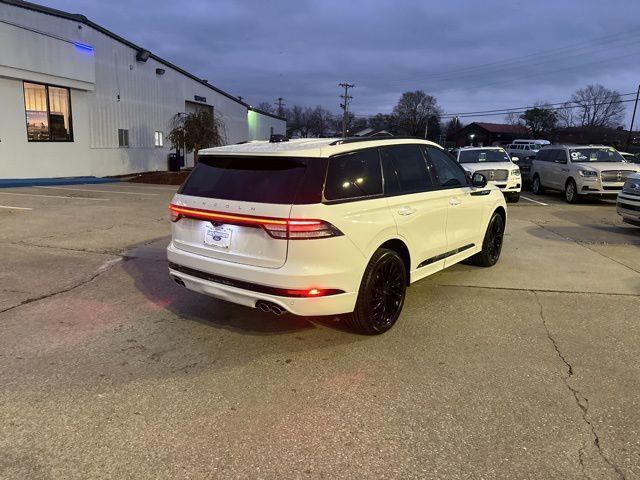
<box><xmin>167</xmin><ymin>242</ymin><xmax>360</xmax><ymax>316</ymax></box>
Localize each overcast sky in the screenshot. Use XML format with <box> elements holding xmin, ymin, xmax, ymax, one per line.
<box><xmin>42</xmin><ymin>0</ymin><xmax>640</xmax><ymax>125</ymax></box>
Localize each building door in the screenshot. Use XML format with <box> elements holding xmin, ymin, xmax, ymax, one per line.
<box><xmin>183</xmin><ymin>101</ymin><xmax>214</xmax><ymax>168</ymax></box>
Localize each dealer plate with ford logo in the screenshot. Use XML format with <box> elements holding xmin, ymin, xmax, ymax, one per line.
<box><xmin>204</xmin><ymin>223</ymin><xmax>232</xmax><ymax>249</ymax></box>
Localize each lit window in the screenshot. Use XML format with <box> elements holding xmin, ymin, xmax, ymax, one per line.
<box><xmin>154</xmin><ymin>131</ymin><xmax>164</xmax><ymax>147</ymax></box>
<box><xmin>23</xmin><ymin>82</ymin><xmax>73</xmax><ymax>142</ymax></box>
<box><xmin>118</xmin><ymin>129</ymin><xmax>129</xmax><ymax>148</ymax></box>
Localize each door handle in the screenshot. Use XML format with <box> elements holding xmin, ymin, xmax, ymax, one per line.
<box><xmin>397</xmin><ymin>206</ymin><xmax>417</xmax><ymax>216</ymax></box>
<box><xmin>449</xmin><ymin>198</ymin><xmax>461</xmax><ymax>206</ymax></box>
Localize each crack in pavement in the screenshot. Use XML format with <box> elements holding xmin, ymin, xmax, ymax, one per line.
<box><xmin>534</xmin><ymin>291</ymin><xmax>626</xmax><ymax>480</ymax></box>
<box><xmin>0</xmin><ymin>258</ymin><xmax>122</xmax><ymax>316</ymax></box>
<box><xmin>529</xmin><ymin>220</ymin><xmax>640</xmax><ymax>275</ymax></box>
<box><xmin>431</xmin><ymin>283</ymin><xmax>640</xmax><ymax>298</ymax></box>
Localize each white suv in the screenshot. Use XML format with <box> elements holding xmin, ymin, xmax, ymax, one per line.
<box><xmin>167</xmin><ymin>138</ymin><xmax>507</xmax><ymax>334</ymax></box>
<box><xmin>453</xmin><ymin>146</ymin><xmax>521</xmax><ymax>202</ymax></box>
<box><xmin>531</xmin><ymin>145</ymin><xmax>640</xmax><ymax>203</ymax></box>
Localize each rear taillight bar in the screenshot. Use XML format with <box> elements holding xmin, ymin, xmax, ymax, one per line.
<box><xmin>169</xmin><ymin>204</ymin><xmax>342</xmax><ymax>240</ymax></box>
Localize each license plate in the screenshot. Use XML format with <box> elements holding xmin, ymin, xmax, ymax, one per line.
<box><xmin>203</xmin><ymin>223</ymin><xmax>232</xmax><ymax>249</ymax></box>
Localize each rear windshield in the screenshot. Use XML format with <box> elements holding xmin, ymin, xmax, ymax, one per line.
<box><xmin>180</xmin><ymin>156</ymin><xmax>309</xmax><ymax>204</ymax></box>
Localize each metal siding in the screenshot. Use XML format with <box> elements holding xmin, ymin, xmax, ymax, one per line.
<box><xmin>0</xmin><ymin>3</ymin><xmax>286</xmax><ymax>178</ymax></box>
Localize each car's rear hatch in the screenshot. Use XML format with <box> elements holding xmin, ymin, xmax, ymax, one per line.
<box><xmin>171</xmin><ymin>155</ymin><xmax>318</xmax><ymax>269</ymax></box>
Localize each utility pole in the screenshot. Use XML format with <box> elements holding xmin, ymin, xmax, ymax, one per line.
<box><xmin>339</xmin><ymin>82</ymin><xmax>355</xmax><ymax>138</ymax></box>
<box><xmin>275</xmin><ymin>97</ymin><xmax>286</xmax><ymax>117</ymax></box>
<box><xmin>424</xmin><ymin>107</ymin><xmax>431</xmax><ymax>139</ymax></box>
<box><xmin>626</xmin><ymin>84</ymin><xmax>640</xmax><ymax>150</ymax></box>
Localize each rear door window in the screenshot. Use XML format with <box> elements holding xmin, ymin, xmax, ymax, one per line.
<box><xmin>179</xmin><ymin>156</ymin><xmax>309</xmax><ymax>204</ymax></box>
<box><xmin>423</xmin><ymin>146</ymin><xmax>469</xmax><ymax>188</ymax></box>
<box><xmin>380</xmin><ymin>145</ymin><xmax>434</xmax><ymax>195</ymax></box>
<box><xmin>324</xmin><ymin>149</ymin><xmax>383</xmax><ymax>201</ymax></box>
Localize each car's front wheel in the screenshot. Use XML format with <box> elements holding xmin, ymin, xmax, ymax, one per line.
<box><xmin>532</xmin><ymin>175</ymin><xmax>544</xmax><ymax>195</ymax></box>
<box><xmin>506</xmin><ymin>192</ymin><xmax>520</xmax><ymax>203</ymax></box>
<box><xmin>565</xmin><ymin>178</ymin><xmax>580</xmax><ymax>203</ymax></box>
<box><xmin>346</xmin><ymin>248</ymin><xmax>407</xmax><ymax>335</ymax></box>
<box><xmin>468</xmin><ymin>211</ymin><xmax>505</xmax><ymax>267</ymax></box>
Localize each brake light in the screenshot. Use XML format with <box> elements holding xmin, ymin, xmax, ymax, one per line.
<box><xmin>168</xmin><ymin>204</ymin><xmax>342</xmax><ymax>239</ymax></box>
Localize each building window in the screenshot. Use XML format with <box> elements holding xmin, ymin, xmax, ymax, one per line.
<box><xmin>118</xmin><ymin>129</ymin><xmax>129</xmax><ymax>148</ymax></box>
<box><xmin>23</xmin><ymin>82</ymin><xmax>73</xmax><ymax>142</ymax></box>
<box><xmin>154</xmin><ymin>131</ymin><xmax>164</xmax><ymax>147</ymax></box>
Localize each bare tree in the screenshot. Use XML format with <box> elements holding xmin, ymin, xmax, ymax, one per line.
<box><xmin>167</xmin><ymin>110</ymin><xmax>226</xmax><ymax>164</ymax></box>
<box><xmin>308</xmin><ymin>106</ymin><xmax>335</xmax><ymax>137</ymax></box>
<box><xmin>556</xmin><ymin>102</ymin><xmax>578</xmax><ymax>128</ymax></box>
<box><xmin>570</xmin><ymin>84</ymin><xmax>625</xmax><ymax>128</ymax></box>
<box><xmin>256</xmin><ymin>102</ymin><xmax>275</xmax><ymax>114</ymax></box>
<box><xmin>504</xmin><ymin>111</ymin><xmax>525</xmax><ymax>126</ymax></box>
<box><xmin>393</xmin><ymin>90</ymin><xmax>442</xmax><ymax>137</ymax></box>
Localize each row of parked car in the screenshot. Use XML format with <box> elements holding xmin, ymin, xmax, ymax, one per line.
<box><xmin>451</xmin><ymin>139</ymin><xmax>640</xmax><ymax>226</ymax></box>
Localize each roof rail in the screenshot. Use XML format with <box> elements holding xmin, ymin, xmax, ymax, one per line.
<box><xmin>329</xmin><ymin>136</ymin><xmax>425</xmax><ymax>146</ymax></box>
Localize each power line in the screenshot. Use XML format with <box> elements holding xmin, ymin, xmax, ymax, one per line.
<box><xmin>440</xmin><ymin>92</ymin><xmax>638</xmax><ymax>117</ymax></box>
<box><xmin>387</xmin><ymin>29</ymin><xmax>640</xmax><ymax>86</ymax></box>
<box><xmin>339</xmin><ymin>83</ymin><xmax>355</xmax><ymax>138</ymax></box>
<box><xmin>441</xmin><ymin>97</ymin><xmax>638</xmax><ymax>120</ymax></box>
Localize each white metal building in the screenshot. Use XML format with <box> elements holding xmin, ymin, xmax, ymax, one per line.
<box><xmin>0</xmin><ymin>0</ymin><xmax>286</xmax><ymax>179</ymax></box>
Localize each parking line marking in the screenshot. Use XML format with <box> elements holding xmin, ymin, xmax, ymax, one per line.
<box><xmin>521</xmin><ymin>196</ymin><xmax>549</xmax><ymax>206</ymax></box>
<box><xmin>38</xmin><ymin>186</ymin><xmax>160</xmax><ymax>196</ymax></box>
<box><xmin>0</xmin><ymin>204</ymin><xmax>32</xmax><ymax>210</ymax></box>
<box><xmin>0</xmin><ymin>191</ymin><xmax>109</xmax><ymax>201</ymax></box>
<box><xmin>118</xmin><ymin>184</ymin><xmax>179</xmax><ymax>191</ymax></box>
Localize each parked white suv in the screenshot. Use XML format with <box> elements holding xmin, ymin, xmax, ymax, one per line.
<box><xmin>531</xmin><ymin>145</ymin><xmax>640</xmax><ymax>203</ymax></box>
<box><xmin>617</xmin><ymin>173</ymin><xmax>640</xmax><ymax>226</ymax></box>
<box><xmin>167</xmin><ymin>138</ymin><xmax>507</xmax><ymax>334</ymax></box>
<box><xmin>453</xmin><ymin>146</ymin><xmax>521</xmax><ymax>202</ymax></box>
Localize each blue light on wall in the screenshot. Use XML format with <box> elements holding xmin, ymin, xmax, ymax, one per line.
<box><xmin>73</xmin><ymin>42</ymin><xmax>94</xmax><ymax>54</ymax></box>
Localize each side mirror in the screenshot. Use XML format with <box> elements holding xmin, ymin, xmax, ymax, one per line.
<box><xmin>511</xmin><ymin>156</ymin><xmax>519</xmax><ymax>162</ymax></box>
<box><xmin>471</xmin><ymin>172</ymin><xmax>487</xmax><ymax>188</ymax></box>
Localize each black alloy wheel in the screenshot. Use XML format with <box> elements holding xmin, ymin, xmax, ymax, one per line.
<box><xmin>347</xmin><ymin>249</ymin><xmax>407</xmax><ymax>335</ymax></box>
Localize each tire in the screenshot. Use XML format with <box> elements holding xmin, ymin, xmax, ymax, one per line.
<box><xmin>506</xmin><ymin>192</ymin><xmax>520</xmax><ymax>203</ymax></box>
<box><xmin>345</xmin><ymin>248</ymin><xmax>407</xmax><ymax>335</ymax></box>
<box><xmin>565</xmin><ymin>178</ymin><xmax>580</xmax><ymax>204</ymax></box>
<box><xmin>468</xmin><ymin>212</ymin><xmax>505</xmax><ymax>267</ymax></box>
<box><xmin>532</xmin><ymin>174</ymin><xmax>544</xmax><ymax>195</ymax></box>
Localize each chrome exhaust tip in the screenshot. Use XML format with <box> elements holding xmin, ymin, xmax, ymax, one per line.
<box><xmin>256</xmin><ymin>301</ymin><xmax>286</xmax><ymax>315</ymax></box>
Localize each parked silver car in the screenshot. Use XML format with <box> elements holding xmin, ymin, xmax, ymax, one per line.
<box><xmin>531</xmin><ymin>145</ymin><xmax>640</xmax><ymax>203</ymax></box>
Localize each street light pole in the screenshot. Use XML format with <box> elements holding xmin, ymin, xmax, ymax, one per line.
<box><xmin>424</xmin><ymin>107</ymin><xmax>431</xmax><ymax>139</ymax></box>
<box><xmin>626</xmin><ymin>84</ymin><xmax>640</xmax><ymax>150</ymax></box>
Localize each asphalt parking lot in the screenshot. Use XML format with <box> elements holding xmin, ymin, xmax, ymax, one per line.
<box><xmin>1</xmin><ymin>183</ymin><xmax>639</xmax><ymax>479</ymax></box>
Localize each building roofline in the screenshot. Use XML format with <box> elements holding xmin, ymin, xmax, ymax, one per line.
<box><xmin>0</xmin><ymin>0</ymin><xmax>286</xmax><ymax>122</ymax></box>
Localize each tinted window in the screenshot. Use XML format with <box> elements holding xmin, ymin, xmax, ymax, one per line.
<box><xmin>324</xmin><ymin>149</ymin><xmax>383</xmax><ymax>201</ymax></box>
<box><xmin>554</xmin><ymin>150</ymin><xmax>568</xmax><ymax>163</ymax></box>
<box><xmin>424</xmin><ymin>146</ymin><xmax>468</xmax><ymax>187</ymax></box>
<box><xmin>180</xmin><ymin>156</ymin><xmax>309</xmax><ymax>204</ymax></box>
<box><xmin>380</xmin><ymin>145</ymin><xmax>433</xmax><ymax>194</ymax></box>
<box><xmin>536</xmin><ymin>149</ymin><xmax>550</xmax><ymax>161</ymax></box>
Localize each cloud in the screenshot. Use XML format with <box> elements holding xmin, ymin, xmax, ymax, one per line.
<box><xmin>42</xmin><ymin>0</ymin><xmax>640</xmax><ymax>124</ymax></box>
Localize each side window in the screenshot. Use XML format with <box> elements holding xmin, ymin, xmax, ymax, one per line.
<box><xmin>324</xmin><ymin>149</ymin><xmax>383</xmax><ymax>201</ymax></box>
<box><xmin>556</xmin><ymin>150</ymin><xmax>568</xmax><ymax>163</ymax></box>
<box><xmin>379</xmin><ymin>145</ymin><xmax>434</xmax><ymax>195</ymax></box>
<box><xmin>536</xmin><ymin>150</ymin><xmax>549</xmax><ymax>162</ymax></box>
<box><xmin>423</xmin><ymin>146</ymin><xmax>468</xmax><ymax>188</ymax></box>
